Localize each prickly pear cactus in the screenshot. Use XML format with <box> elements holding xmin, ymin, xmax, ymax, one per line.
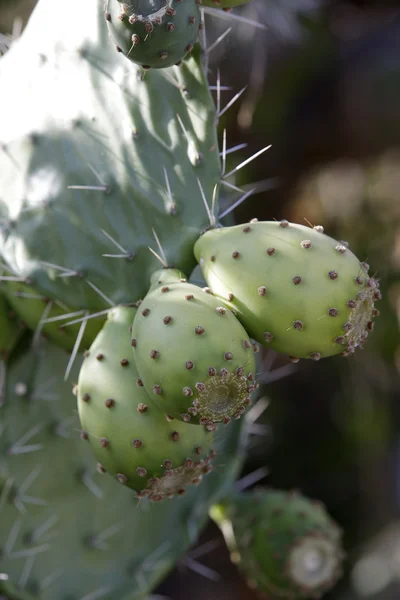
<box><xmin>0</xmin><ymin>0</ymin><xmax>220</xmax><ymax>313</ymax></box>
<box><xmin>0</xmin><ymin>274</ymin><xmax>104</xmax><ymax>352</ymax></box>
<box><xmin>210</xmin><ymin>488</ymin><xmax>344</xmax><ymax>599</ymax></box>
<box><xmin>78</xmin><ymin>304</ymin><xmax>217</xmax><ymax>500</ymax></box>
<box><xmin>105</xmin><ymin>0</ymin><xmax>201</xmax><ymax>69</ymax></box>
<box><xmin>131</xmin><ymin>269</ymin><xmax>257</xmax><ymax>426</ymax></box>
<box><xmin>0</xmin><ymin>336</ymin><xmax>247</xmax><ymax>600</ymax></box>
<box><xmin>194</xmin><ymin>220</ymin><xmax>381</xmax><ymax>360</ymax></box>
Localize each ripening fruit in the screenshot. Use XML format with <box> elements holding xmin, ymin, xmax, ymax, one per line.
<box><xmin>194</xmin><ymin>220</ymin><xmax>381</xmax><ymax>361</ymax></box>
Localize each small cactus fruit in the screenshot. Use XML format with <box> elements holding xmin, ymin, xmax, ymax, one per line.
<box><xmin>194</xmin><ymin>221</ymin><xmax>381</xmax><ymax>360</ymax></box>
<box><xmin>1</xmin><ymin>275</ymin><xmax>104</xmax><ymax>352</ymax></box>
<box><xmin>105</xmin><ymin>0</ymin><xmax>201</xmax><ymax>69</ymax></box>
<box><xmin>78</xmin><ymin>304</ymin><xmax>216</xmax><ymax>500</ymax></box>
<box><xmin>210</xmin><ymin>488</ymin><xmax>344</xmax><ymax>599</ymax></box>
<box><xmin>131</xmin><ymin>269</ymin><xmax>257</xmax><ymax>426</ymax></box>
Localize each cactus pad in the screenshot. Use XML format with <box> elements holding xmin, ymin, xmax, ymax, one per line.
<box><xmin>1</xmin><ymin>276</ymin><xmax>104</xmax><ymax>352</ymax></box>
<box><xmin>199</xmin><ymin>0</ymin><xmax>251</xmax><ymax>8</ymax></box>
<box><xmin>78</xmin><ymin>304</ymin><xmax>217</xmax><ymax>500</ymax></box>
<box><xmin>210</xmin><ymin>488</ymin><xmax>344</xmax><ymax>599</ymax></box>
<box><xmin>131</xmin><ymin>269</ymin><xmax>257</xmax><ymax>426</ymax></box>
<box><xmin>0</xmin><ymin>0</ymin><xmax>220</xmax><ymax>312</ymax></box>
<box><xmin>194</xmin><ymin>221</ymin><xmax>381</xmax><ymax>360</ymax></box>
<box><xmin>0</xmin><ymin>335</ymin><xmax>247</xmax><ymax>599</ymax></box>
<box><xmin>105</xmin><ymin>0</ymin><xmax>201</xmax><ymax>69</ymax></box>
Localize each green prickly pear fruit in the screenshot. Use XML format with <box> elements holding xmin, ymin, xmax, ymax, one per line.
<box><xmin>131</xmin><ymin>268</ymin><xmax>257</xmax><ymax>427</ymax></box>
<box><xmin>1</xmin><ymin>276</ymin><xmax>104</xmax><ymax>352</ymax></box>
<box><xmin>210</xmin><ymin>488</ymin><xmax>344</xmax><ymax>599</ymax></box>
<box><xmin>105</xmin><ymin>0</ymin><xmax>201</xmax><ymax>69</ymax></box>
<box><xmin>0</xmin><ymin>292</ymin><xmax>25</xmax><ymax>361</ymax></box>
<box><xmin>78</xmin><ymin>304</ymin><xmax>217</xmax><ymax>501</ymax></box>
<box><xmin>194</xmin><ymin>220</ymin><xmax>381</xmax><ymax>361</ymax></box>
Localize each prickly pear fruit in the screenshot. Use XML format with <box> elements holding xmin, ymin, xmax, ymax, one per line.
<box><xmin>210</xmin><ymin>488</ymin><xmax>344</xmax><ymax>599</ymax></box>
<box><xmin>1</xmin><ymin>275</ymin><xmax>104</xmax><ymax>352</ymax></box>
<box><xmin>78</xmin><ymin>304</ymin><xmax>217</xmax><ymax>500</ymax></box>
<box><xmin>105</xmin><ymin>0</ymin><xmax>201</xmax><ymax>69</ymax></box>
<box><xmin>0</xmin><ymin>292</ymin><xmax>25</xmax><ymax>361</ymax></box>
<box><xmin>199</xmin><ymin>0</ymin><xmax>251</xmax><ymax>8</ymax></box>
<box><xmin>194</xmin><ymin>221</ymin><xmax>381</xmax><ymax>360</ymax></box>
<box><xmin>131</xmin><ymin>269</ymin><xmax>257</xmax><ymax>426</ymax></box>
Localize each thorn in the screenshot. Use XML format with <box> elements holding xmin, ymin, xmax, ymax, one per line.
<box><xmin>9</xmin><ymin>544</ymin><xmax>50</xmax><ymax>559</ymax></box>
<box><xmin>187</xmin><ymin>539</ymin><xmax>222</xmax><ymax>560</ymax></box>
<box><xmin>42</xmin><ymin>310</ymin><xmax>85</xmax><ymax>324</ymax></box>
<box><xmin>32</xmin><ymin>300</ymin><xmax>54</xmax><ymax>346</ymax></box>
<box><xmin>143</xmin><ymin>541</ymin><xmax>172</xmax><ymax>571</ymax></box>
<box><xmin>180</xmin><ymin>556</ymin><xmax>221</xmax><ymax>582</ymax></box>
<box><xmin>176</xmin><ymin>114</ymin><xmax>201</xmax><ymax>165</ymax></box>
<box><xmin>152</xmin><ymin>228</ymin><xmax>168</xmax><ymax>266</ymax></box>
<box><xmin>216</xmin><ymin>69</ymin><xmax>221</xmax><ymax>117</ymax></box>
<box><xmin>218</xmin><ymin>189</ymin><xmax>255</xmax><ymax>220</ymax></box>
<box><xmin>86</xmin><ymin>281</ymin><xmax>115</xmax><ymax>306</ymax></box>
<box><xmin>202</xmin><ymin>6</ymin><xmax>268</xmax><ymax>30</ymax></box>
<box><xmin>67</xmin><ymin>185</ymin><xmax>109</xmax><ymax>193</ymax></box>
<box><xmin>86</xmin><ymin>162</ymin><xmax>108</xmax><ymax>186</ymax></box>
<box><xmin>4</xmin><ymin>519</ymin><xmax>22</xmax><ymax>556</ymax></box>
<box><xmin>90</xmin><ymin>523</ymin><xmax>123</xmax><ymax>550</ymax></box>
<box><xmin>19</xmin><ymin>466</ymin><xmax>42</xmax><ymax>496</ymax></box>
<box><xmin>220</xmin><ymin>179</ymin><xmax>245</xmax><ymax>193</ymax></box>
<box><xmin>223</xmin><ymin>145</ymin><xmax>271</xmax><ymax>180</ymax></box>
<box><xmin>258</xmin><ymin>363</ymin><xmax>298</xmax><ymax>385</ymax></box>
<box><xmin>197</xmin><ymin>178</ymin><xmax>215</xmax><ymax>227</ymax></box>
<box><xmin>235</xmin><ymin>466</ymin><xmax>269</xmax><ymax>492</ymax></box>
<box><xmin>8</xmin><ymin>424</ymin><xmax>44</xmax><ymax>455</ymax></box>
<box><xmin>61</xmin><ymin>308</ymin><xmax>110</xmax><ymax>328</ymax></box>
<box><xmin>245</xmin><ymin>397</ymin><xmax>269</xmax><ymax>425</ymax></box>
<box><xmin>64</xmin><ymin>311</ymin><xmax>88</xmax><ymax>381</ymax></box>
<box><xmin>101</xmin><ymin>229</ymin><xmax>129</xmax><ymax>254</ymax></box>
<box><xmin>81</xmin><ymin>470</ymin><xmax>104</xmax><ymax>500</ymax></box>
<box><xmin>220</xmin><ymin>142</ymin><xmax>248</xmax><ymax>158</ymax></box>
<box><xmin>80</xmin><ymin>586</ymin><xmax>112</xmax><ymax>600</ymax></box>
<box><xmin>30</xmin><ymin>515</ymin><xmax>59</xmax><ymax>543</ymax></box>
<box><xmin>218</xmin><ymin>86</ymin><xmax>247</xmax><ymax>118</ymax></box>
<box><xmin>18</xmin><ymin>555</ymin><xmax>36</xmax><ymax>589</ymax></box>
<box><xmin>206</xmin><ymin>27</ymin><xmax>232</xmax><ymax>55</ymax></box>
<box><xmin>39</xmin><ymin>569</ymin><xmax>63</xmax><ymax>590</ymax></box>
<box><xmin>221</xmin><ymin>129</ymin><xmax>227</xmax><ymax>177</ymax></box>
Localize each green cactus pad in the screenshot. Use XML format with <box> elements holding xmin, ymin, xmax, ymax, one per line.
<box><xmin>194</xmin><ymin>221</ymin><xmax>381</xmax><ymax>360</ymax></box>
<box><xmin>105</xmin><ymin>0</ymin><xmax>201</xmax><ymax>69</ymax></box>
<box><xmin>131</xmin><ymin>269</ymin><xmax>257</xmax><ymax>426</ymax></box>
<box><xmin>1</xmin><ymin>276</ymin><xmax>104</xmax><ymax>353</ymax></box>
<box><xmin>78</xmin><ymin>304</ymin><xmax>217</xmax><ymax>500</ymax></box>
<box><xmin>0</xmin><ymin>0</ymin><xmax>220</xmax><ymax>312</ymax></box>
<box><xmin>0</xmin><ymin>291</ymin><xmax>25</xmax><ymax>361</ymax></box>
<box><xmin>210</xmin><ymin>488</ymin><xmax>344</xmax><ymax>599</ymax></box>
<box><xmin>0</xmin><ymin>336</ymin><xmax>247</xmax><ymax>599</ymax></box>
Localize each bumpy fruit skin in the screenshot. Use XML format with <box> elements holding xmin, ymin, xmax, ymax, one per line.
<box><xmin>78</xmin><ymin>304</ymin><xmax>217</xmax><ymax>500</ymax></box>
<box><xmin>194</xmin><ymin>221</ymin><xmax>381</xmax><ymax>360</ymax></box>
<box><xmin>1</xmin><ymin>276</ymin><xmax>104</xmax><ymax>352</ymax></box>
<box><xmin>131</xmin><ymin>269</ymin><xmax>257</xmax><ymax>426</ymax></box>
<box><xmin>105</xmin><ymin>0</ymin><xmax>201</xmax><ymax>69</ymax></box>
<box><xmin>210</xmin><ymin>488</ymin><xmax>344</xmax><ymax>599</ymax></box>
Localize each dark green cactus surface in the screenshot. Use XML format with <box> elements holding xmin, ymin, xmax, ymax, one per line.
<box><xmin>0</xmin><ymin>275</ymin><xmax>104</xmax><ymax>352</ymax></box>
<box><xmin>0</xmin><ymin>0</ymin><xmax>221</xmax><ymax>313</ymax></box>
<box><xmin>0</xmin><ymin>292</ymin><xmax>25</xmax><ymax>362</ymax></box>
<box><xmin>131</xmin><ymin>269</ymin><xmax>257</xmax><ymax>426</ymax></box>
<box><xmin>210</xmin><ymin>488</ymin><xmax>344</xmax><ymax>599</ymax></box>
<box><xmin>194</xmin><ymin>220</ymin><xmax>381</xmax><ymax>360</ymax></box>
<box><xmin>0</xmin><ymin>336</ymin><xmax>247</xmax><ymax>599</ymax></box>
<box><xmin>105</xmin><ymin>0</ymin><xmax>201</xmax><ymax>69</ymax></box>
<box><xmin>78</xmin><ymin>304</ymin><xmax>217</xmax><ymax>499</ymax></box>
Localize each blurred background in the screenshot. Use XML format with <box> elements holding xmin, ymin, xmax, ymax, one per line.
<box><xmin>1</xmin><ymin>0</ymin><xmax>399</xmax><ymax>598</ymax></box>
